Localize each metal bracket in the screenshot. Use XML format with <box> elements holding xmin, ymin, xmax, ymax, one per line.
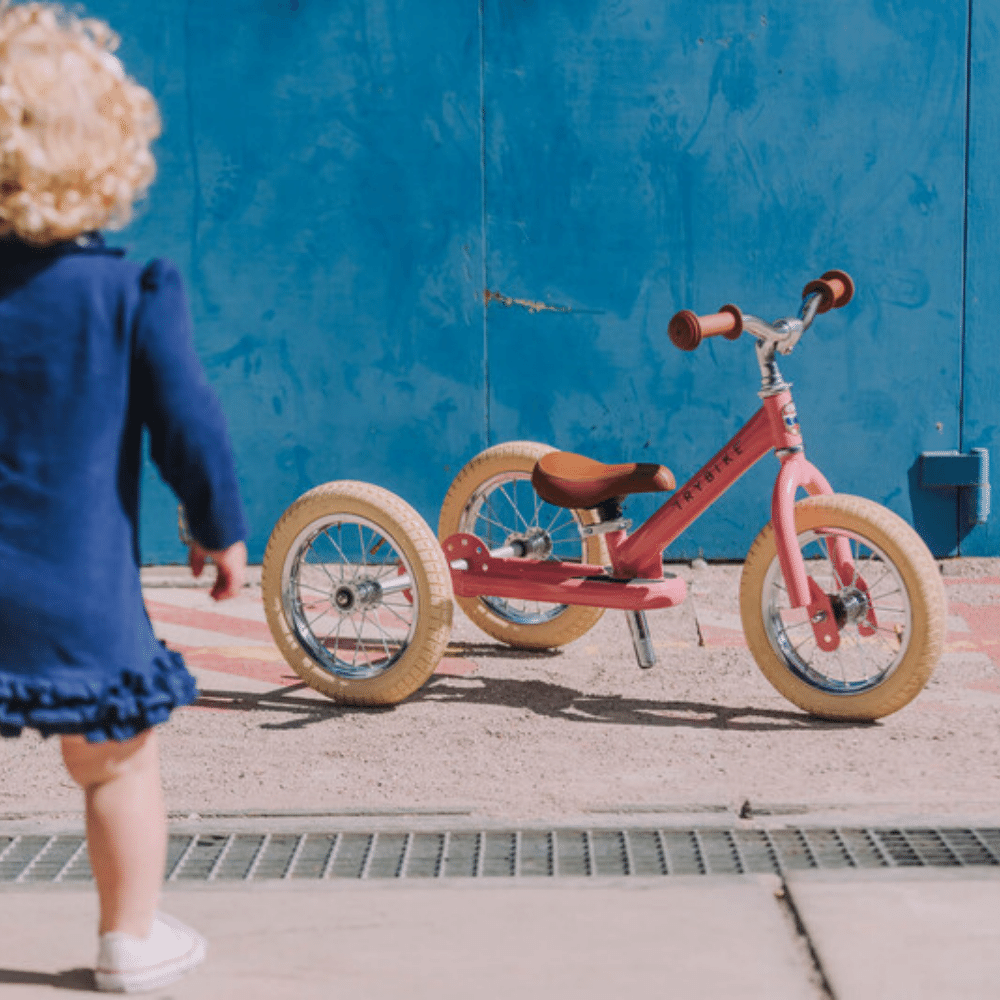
<box><xmin>580</xmin><ymin>518</ymin><xmax>631</xmax><ymax>537</ymax></box>
<box><xmin>919</xmin><ymin>449</ymin><xmax>991</xmax><ymax>525</ymax></box>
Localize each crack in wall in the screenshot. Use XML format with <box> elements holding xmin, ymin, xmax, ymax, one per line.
<box><xmin>484</xmin><ymin>288</ymin><xmax>573</xmax><ymax>314</ymax></box>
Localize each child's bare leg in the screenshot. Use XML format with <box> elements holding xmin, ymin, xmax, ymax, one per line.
<box><xmin>61</xmin><ymin>729</ymin><xmax>167</xmax><ymax>937</ymax></box>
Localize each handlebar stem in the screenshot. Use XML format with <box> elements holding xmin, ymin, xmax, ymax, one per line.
<box><xmin>746</xmin><ymin>291</ymin><xmax>824</xmax><ymax>398</ymax></box>
<box><xmin>753</xmin><ymin>335</ymin><xmax>791</xmax><ymax>398</ymax></box>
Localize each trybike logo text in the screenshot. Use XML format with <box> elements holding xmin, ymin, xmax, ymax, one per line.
<box><xmin>668</xmin><ymin>439</ymin><xmax>744</xmax><ymax>512</ymax></box>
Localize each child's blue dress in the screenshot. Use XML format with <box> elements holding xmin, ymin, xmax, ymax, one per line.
<box><xmin>0</xmin><ymin>234</ymin><xmax>248</xmax><ymax>742</ymax></box>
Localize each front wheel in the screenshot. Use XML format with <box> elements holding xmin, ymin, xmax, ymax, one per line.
<box><xmin>262</xmin><ymin>481</ymin><xmax>453</xmax><ymax>705</ymax></box>
<box><xmin>740</xmin><ymin>494</ymin><xmax>946</xmax><ymax>721</ymax></box>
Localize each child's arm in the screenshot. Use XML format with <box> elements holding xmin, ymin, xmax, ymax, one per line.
<box><xmin>132</xmin><ymin>259</ymin><xmax>249</xmax><ymax>565</ymax></box>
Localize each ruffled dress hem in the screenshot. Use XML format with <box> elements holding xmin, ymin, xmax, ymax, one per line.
<box><xmin>0</xmin><ymin>643</ymin><xmax>199</xmax><ymax>743</ymax></box>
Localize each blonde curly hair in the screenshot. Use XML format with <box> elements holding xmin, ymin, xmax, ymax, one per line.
<box><xmin>0</xmin><ymin>1</ymin><xmax>160</xmax><ymax>245</ymax></box>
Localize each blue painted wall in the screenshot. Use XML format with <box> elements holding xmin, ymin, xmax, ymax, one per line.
<box><xmin>483</xmin><ymin>1</ymin><xmax>968</xmax><ymax>558</ymax></box>
<box><xmin>84</xmin><ymin>1</ymin><xmax>991</xmax><ymax>562</ymax></box>
<box><xmin>92</xmin><ymin>0</ymin><xmax>484</xmax><ymax>562</ymax></box>
<box><xmin>963</xmin><ymin>0</ymin><xmax>1000</xmax><ymax>556</ymax></box>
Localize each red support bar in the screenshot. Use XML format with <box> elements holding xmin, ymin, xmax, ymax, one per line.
<box><xmin>442</xmin><ymin>534</ymin><xmax>687</xmax><ymax>612</ymax></box>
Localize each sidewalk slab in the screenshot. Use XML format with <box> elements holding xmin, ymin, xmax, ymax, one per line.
<box><xmin>786</xmin><ymin>868</ymin><xmax>1000</xmax><ymax>1000</ymax></box>
<box><xmin>0</xmin><ymin>878</ymin><xmax>818</xmax><ymax>1000</ymax></box>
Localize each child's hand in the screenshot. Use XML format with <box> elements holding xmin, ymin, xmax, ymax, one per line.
<box><xmin>188</xmin><ymin>540</ymin><xmax>248</xmax><ymax>601</ymax></box>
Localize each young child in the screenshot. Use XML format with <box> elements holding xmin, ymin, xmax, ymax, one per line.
<box><xmin>0</xmin><ymin>2</ymin><xmax>248</xmax><ymax>991</ymax></box>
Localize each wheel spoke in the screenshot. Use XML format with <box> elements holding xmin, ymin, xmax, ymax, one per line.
<box><xmin>381</xmin><ymin>602</ymin><xmax>413</xmax><ymax>628</ymax></box>
<box><xmin>544</xmin><ymin>504</ymin><xmax>569</xmax><ymax>534</ymax></box>
<box><xmin>532</xmin><ymin>489</ymin><xmax>544</xmax><ymax>529</ymax></box>
<box><xmin>791</xmin><ymin>633</ymin><xmax>816</xmax><ymax>658</ymax></box>
<box><xmin>355</xmin><ymin>610</ymin><xmax>375</xmax><ymax>664</ymax></box>
<box><xmin>347</xmin><ymin>609</ymin><xmax>364</xmax><ymax>668</ymax></box>
<box><xmin>373</xmin><ymin>616</ymin><xmax>393</xmax><ymax>663</ymax></box>
<box><xmin>322</xmin><ymin>527</ymin><xmax>355</xmax><ymax>582</ymax></box>
<box><xmin>780</xmin><ymin>617</ymin><xmax>813</xmax><ymax>633</ymax></box>
<box><xmin>305</xmin><ymin>602</ymin><xmax>336</xmax><ymax>631</ymax></box>
<box><xmin>872</xmin><ymin>622</ymin><xmax>905</xmax><ymax>639</ymax></box>
<box><xmin>328</xmin><ymin>615</ymin><xmax>346</xmax><ymax>656</ymax></box>
<box><xmin>357</xmin><ymin>523</ymin><xmax>368</xmax><ymax>570</ymax></box>
<box><xmin>868</xmin><ymin>584</ymin><xmax>903</xmax><ymax>603</ymax></box>
<box><xmin>475</xmin><ymin>510</ymin><xmax>512</xmax><ymax>536</ymax></box>
<box><xmin>310</xmin><ymin>547</ymin><xmax>340</xmax><ymax>590</ymax></box>
<box><xmin>496</xmin><ymin>483</ymin><xmax>532</xmax><ymax>532</ymax></box>
<box><xmin>868</xmin><ymin>602</ymin><xmax>905</xmax><ymax>616</ymax></box>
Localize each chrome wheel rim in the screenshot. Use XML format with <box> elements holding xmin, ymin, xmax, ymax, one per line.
<box><xmin>281</xmin><ymin>514</ymin><xmax>417</xmax><ymax>680</ymax></box>
<box><xmin>459</xmin><ymin>471</ymin><xmax>588</xmax><ymax>625</ymax></box>
<box><xmin>760</xmin><ymin>527</ymin><xmax>912</xmax><ymax>694</ymax></box>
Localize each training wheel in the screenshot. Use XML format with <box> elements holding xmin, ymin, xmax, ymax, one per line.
<box><xmin>261</xmin><ymin>481</ymin><xmax>453</xmax><ymax>705</ymax></box>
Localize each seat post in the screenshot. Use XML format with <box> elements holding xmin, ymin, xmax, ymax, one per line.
<box><xmin>625</xmin><ymin>610</ymin><xmax>656</xmax><ymax>669</ymax></box>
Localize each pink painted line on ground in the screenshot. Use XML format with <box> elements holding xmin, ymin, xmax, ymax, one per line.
<box><xmin>434</xmin><ymin>657</ymin><xmax>478</xmax><ymax>676</ymax></box>
<box><xmin>947</xmin><ymin>603</ymin><xmax>1000</xmax><ymax>670</ymax></box>
<box><xmin>967</xmin><ymin>678</ymin><xmax>1000</xmax><ymax>695</ymax></box>
<box><xmin>697</xmin><ymin>625</ymin><xmax>747</xmax><ymax>648</ymax></box>
<box><xmin>164</xmin><ymin>632</ymin><xmax>477</xmax><ymax>702</ymax></box>
<box><xmin>168</xmin><ymin>642</ymin><xmax>300</xmax><ymax>687</ymax></box>
<box><xmin>145</xmin><ymin>599</ymin><xmax>274</xmax><ymax>643</ymax></box>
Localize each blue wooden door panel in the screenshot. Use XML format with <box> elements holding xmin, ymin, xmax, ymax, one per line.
<box><xmin>80</xmin><ymin>1</ymin><xmax>981</xmax><ymax>562</ymax></box>
<box><xmin>94</xmin><ymin>0</ymin><xmax>484</xmax><ymax>562</ymax></box>
<box><xmin>483</xmin><ymin>1</ymin><xmax>967</xmax><ymax>558</ymax></box>
<box><xmin>961</xmin><ymin>0</ymin><xmax>1000</xmax><ymax>556</ymax></box>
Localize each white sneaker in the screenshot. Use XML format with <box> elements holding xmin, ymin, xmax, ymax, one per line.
<box><xmin>94</xmin><ymin>911</ymin><xmax>207</xmax><ymax>993</ymax></box>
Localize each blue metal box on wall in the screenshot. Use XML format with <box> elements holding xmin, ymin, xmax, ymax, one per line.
<box><xmin>87</xmin><ymin>0</ymin><xmax>995</xmax><ymax>561</ymax></box>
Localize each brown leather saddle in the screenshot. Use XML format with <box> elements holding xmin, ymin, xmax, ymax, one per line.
<box><xmin>531</xmin><ymin>451</ymin><xmax>676</xmax><ymax>509</ymax></box>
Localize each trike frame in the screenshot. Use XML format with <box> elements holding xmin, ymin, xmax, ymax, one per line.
<box><xmin>443</xmin><ymin>387</ymin><xmax>853</xmax><ymax>638</ymax></box>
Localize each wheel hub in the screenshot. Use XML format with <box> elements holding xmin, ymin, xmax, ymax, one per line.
<box><xmin>831</xmin><ymin>588</ymin><xmax>870</xmax><ymax>628</ymax></box>
<box><xmin>333</xmin><ymin>579</ymin><xmax>383</xmax><ymax>613</ymax></box>
<box><xmin>506</xmin><ymin>527</ymin><xmax>552</xmax><ymax>559</ymax></box>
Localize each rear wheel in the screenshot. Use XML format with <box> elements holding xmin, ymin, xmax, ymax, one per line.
<box><xmin>438</xmin><ymin>441</ymin><xmax>606</xmax><ymax>649</ymax></box>
<box><xmin>740</xmin><ymin>494</ymin><xmax>945</xmax><ymax>720</ymax></box>
<box><xmin>262</xmin><ymin>481</ymin><xmax>453</xmax><ymax>705</ymax></box>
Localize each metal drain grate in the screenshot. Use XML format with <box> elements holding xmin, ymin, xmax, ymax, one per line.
<box><xmin>1</xmin><ymin>827</ymin><xmax>998</xmax><ymax>885</ymax></box>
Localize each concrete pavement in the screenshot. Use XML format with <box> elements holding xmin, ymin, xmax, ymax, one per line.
<box><xmin>2</xmin><ymin>869</ymin><xmax>1000</xmax><ymax>998</ymax></box>
<box><xmin>1</xmin><ymin>558</ymin><xmax>999</xmax><ymax>997</ymax></box>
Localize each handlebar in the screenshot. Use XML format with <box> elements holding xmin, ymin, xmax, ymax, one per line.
<box><xmin>802</xmin><ymin>269</ymin><xmax>854</xmax><ymax>313</ymax></box>
<box><xmin>667</xmin><ymin>270</ymin><xmax>854</xmax><ymax>351</ymax></box>
<box><xmin>667</xmin><ymin>304</ymin><xmax>742</xmax><ymax>351</ymax></box>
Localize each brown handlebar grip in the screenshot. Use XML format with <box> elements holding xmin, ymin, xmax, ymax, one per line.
<box><xmin>802</xmin><ymin>269</ymin><xmax>855</xmax><ymax>313</ymax></box>
<box><xmin>668</xmin><ymin>304</ymin><xmax>743</xmax><ymax>351</ymax></box>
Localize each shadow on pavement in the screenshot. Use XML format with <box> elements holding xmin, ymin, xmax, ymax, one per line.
<box><xmin>0</xmin><ymin>967</ymin><xmax>94</xmax><ymax>990</ymax></box>
<box><xmin>193</xmin><ymin>682</ymin><xmax>379</xmax><ymax>730</ymax></box>
<box><xmin>414</xmin><ymin>676</ymin><xmax>869</xmax><ymax>732</ymax></box>
<box><xmin>193</xmin><ymin>675</ymin><xmax>870</xmax><ymax>733</ymax></box>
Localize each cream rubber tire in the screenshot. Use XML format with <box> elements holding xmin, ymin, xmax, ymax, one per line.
<box><xmin>262</xmin><ymin>481</ymin><xmax>453</xmax><ymax>705</ymax></box>
<box><xmin>740</xmin><ymin>494</ymin><xmax>946</xmax><ymax>721</ymax></box>
<box><xmin>439</xmin><ymin>441</ymin><xmax>606</xmax><ymax>649</ymax></box>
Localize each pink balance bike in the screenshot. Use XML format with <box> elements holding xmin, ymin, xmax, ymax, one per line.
<box><xmin>261</xmin><ymin>271</ymin><xmax>946</xmax><ymax>721</ymax></box>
